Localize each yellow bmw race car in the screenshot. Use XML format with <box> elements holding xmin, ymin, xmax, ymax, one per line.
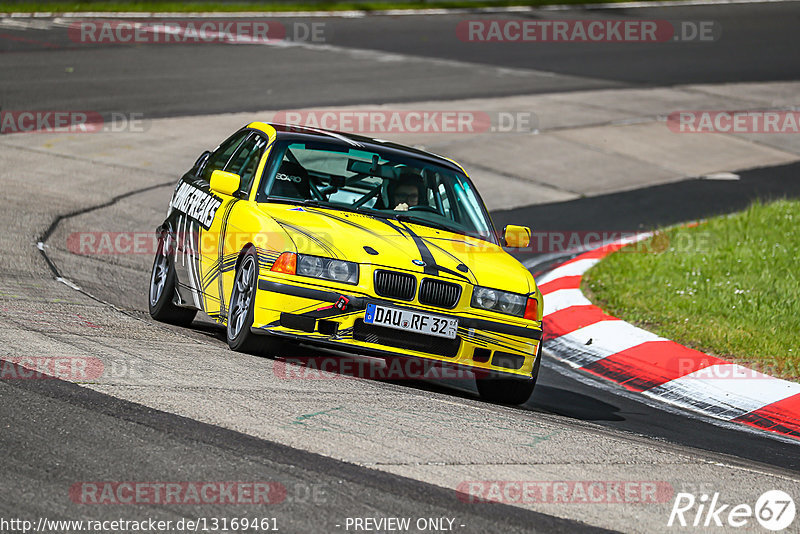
<box><xmin>149</xmin><ymin>122</ymin><xmax>543</xmax><ymax>404</ymax></box>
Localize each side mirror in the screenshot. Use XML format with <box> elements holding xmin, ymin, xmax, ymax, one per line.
<box><xmin>503</xmin><ymin>225</ymin><xmax>531</xmax><ymax>248</ymax></box>
<box><xmin>209</xmin><ymin>170</ymin><xmax>241</xmax><ymax>197</ymax></box>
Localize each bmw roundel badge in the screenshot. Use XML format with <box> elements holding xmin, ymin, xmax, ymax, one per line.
<box><xmin>412</xmin><ymin>259</ymin><xmax>426</xmax><ymax>266</ymax></box>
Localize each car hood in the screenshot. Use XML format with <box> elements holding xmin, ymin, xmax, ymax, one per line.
<box><xmin>257</xmin><ymin>204</ymin><xmax>535</xmax><ymax>294</ymax></box>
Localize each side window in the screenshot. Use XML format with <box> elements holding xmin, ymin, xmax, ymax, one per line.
<box><xmin>226</xmin><ymin>133</ymin><xmax>268</xmax><ymax>195</ymax></box>
<box><xmin>438</xmin><ymin>182</ymin><xmax>452</xmax><ymax>218</ymax></box>
<box><xmin>200</xmin><ymin>130</ymin><xmax>249</xmax><ymax>181</ymax></box>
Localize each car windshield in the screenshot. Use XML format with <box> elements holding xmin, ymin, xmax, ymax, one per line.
<box><xmin>258</xmin><ymin>140</ymin><xmax>495</xmax><ymax>242</ymax></box>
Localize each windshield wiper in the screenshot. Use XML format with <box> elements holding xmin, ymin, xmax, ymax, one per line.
<box><xmin>394</xmin><ymin>214</ymin><xmax>466</xmax><ymax>236</ymax></box>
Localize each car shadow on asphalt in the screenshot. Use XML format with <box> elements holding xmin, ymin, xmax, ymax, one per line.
<box><xmin>528</xmin><ymin>385</ymin><xmax>625</xmax><ymax>422</ymax></box>
<box><xmin>182</xmin><ymin>309</ymin><xmax>627</xmax><ymax>423</ymax></box>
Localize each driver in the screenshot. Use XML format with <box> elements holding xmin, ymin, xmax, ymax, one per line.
<box><xmin>389</xmin><ymin>171</ymin><xmax>425</xmax><ymax>211</ymax></box>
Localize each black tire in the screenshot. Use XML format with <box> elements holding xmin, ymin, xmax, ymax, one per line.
<box><xmin>476</xmin><ymin>342</ymin><xmax>542</xmax><ymax>405</ymax></box>
<box><xmin>227</xmin><ymin>248</ymin><xmax>265</xmax><ymax>353</ymax></box>
<box><xmin>148</xmin><ymin>233</ymin><xmax>197</xmax><ymax>326</ymax></box>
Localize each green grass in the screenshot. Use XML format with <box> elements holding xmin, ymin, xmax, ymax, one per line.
<box><xmin>0</xmin><ymin>0</ymin><xmax>673</xmax><ymax>13</ymax></box>
<box><xmin>582</xmin><ymin>199</ymin><xmax>800</xmax><ymax>381</ymax></box>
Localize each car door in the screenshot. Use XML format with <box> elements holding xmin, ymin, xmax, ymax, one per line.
<box><xmin>171</xmin><ymin>130</ymin><xmax>249</xmax><ymax>313</ymax></box>
<box><xmin>200</xmin><ymin>131</ymin><xmax>270</xmax><ymax>321</ymax></box>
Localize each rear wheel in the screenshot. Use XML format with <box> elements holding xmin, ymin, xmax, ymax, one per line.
<box><xmin>227</xmin><ymin>249</ymin><xmax>264</xmax><ymax>353</ymax></box>
<box><xmin>148</xmin><ymin>232</ymin><xmax>197</xmax><ymax>326</ymax></box>
<box><xmin>476</xmin><ymin>342</ymin><xmax>542</xmax><ymax>405</ymax></box>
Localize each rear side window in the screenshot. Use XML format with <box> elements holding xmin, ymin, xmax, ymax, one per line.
<box><xmin>200</xmin><ymin>130</ymin><xmax>249</xmax><ymax>181</ymax></box>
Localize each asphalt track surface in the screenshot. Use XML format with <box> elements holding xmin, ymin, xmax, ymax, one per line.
<box><xmin>0</xmin><ymin>376</ymin><xmax>600</xmax><ymax>533</ymax></box>
<box><xmin>0</xmin><ymin>2</ymin><xmax>799</xmax><ymax>117</ymax></box>
<box><xmin>2</xmin><ymin>3</ymin><xmax>800</xmax><ymax>532</ymax></box>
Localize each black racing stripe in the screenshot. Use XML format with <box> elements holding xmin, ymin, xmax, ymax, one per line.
<box><xmin>426</xmin><ymin>262</ymin><xmax>471</xmax><ymax>283</ymax></box>
<box><xmin>258</xmin><ymin>280</ymin><xmax>370</xmax><ymax>308</ymax></box>
<box><xmin>309</xmin><ymin>209</ymin><xmax>473</xmax><ymax>284</ymax></box>
<box><xmin>202</xmin><ymin>293</ymin><xmax>222</xmax><ymax>306</ymax></box>
<box><xmin>255</xmin><ymin>248</ymin><xmax>280</xmax><ymax>274</ymax></box>
<box><xmin>374</xmin><ymin>217</ymin><xmax>439</xmax><ymax>273</ymax></box>
<box><xmin>202</xmin><ymin>251</ymin><xmax>240</xmax><ymax>289</ymax></box>
<box><xmin>380</xmin><ymin>218</ymin><xmax>470</xmax><ymax>281</ymax></box>
<box><xmin>274</xmin><ymin>218</ymin><xmax>342</xmax><ymax>259</ymax></box>
<box><xmin>222</xmin><ymin>258</ymin><xmax>238</xmax><ymax>272</ymax></box>
<box><xmin>187</xmin><ymin>219</ymin><xmax>204</xmax><ymax>307</ymax></box>
<box><xmin>256</xmin><ymin>247</ymin><xmax>282</xmax><ymax>260</ymax></box>
<box><xmin>216</xmin><ymin>199</ymin><xmax>239</xmax><ymax>318</ymax></box>
<box><xmin>307</xmin><ymin>308</ymin><xmax>362</xmax><ymax>320</ymax></box>
<box><xmin>202</xmin><ymin>273</ymin><xmax>218</xmax><ymax>291</ymax></box>
<box><xmin>289</xmin><ymin>299</ymin><xmax>365</xmax><ymax>321</ymax></box>
<box><xmin>201</xmin><ymin>260</ymin><xmax>218</xmax><ymax>287</ymax></box>
<box><xmin>476</xmin><ymin>326</ymin><xmax>540</xmax><ymax>345</ymax></box>
<box><xmin>460</xmin><ymin>334</ymin><xmax>492</xmax><ymax>348</ymax></box>
<box><xmin>461</xmin><ymin>329</ymin><xmax>528</xmax><ymax>353</ymax></box>
<box><xmin>375</xmin><ymin>217</ymin><xmax>410</xmax><ymax>240</ymax></box>
<box><xmin>304</xmin><ymin>208</ymin><xmax>412</xmax><ymax>249</ymax></box>
<box><xmin>284</xmin><ymin>298</ymin><xmax>364</xmax><ymax>320</ymax></box>
<box><xmin>305</xmin><ymin>208</ymin><xmax>374</xmax><ymax>232</ymax></box>
<box><xmin>392</xmin><ymin>220</ymin><xmax>438</xmax><ymax>276</ymax></box>
<box><xmin>417</xmin><ymin>238</ymin><xmax>475</xmax><ymax>284</ymax></box>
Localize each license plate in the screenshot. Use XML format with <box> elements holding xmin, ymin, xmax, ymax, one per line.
<box><xmin>364</xmin><ymin>303</ymin><xmax>458</xmax><ymax>339</ymax></box>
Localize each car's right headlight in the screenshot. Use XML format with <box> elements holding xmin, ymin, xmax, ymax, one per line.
<box><xmin>471</xmin><ymin>286</ymin><xmax>537</xmax><ymax>320</ymax></box>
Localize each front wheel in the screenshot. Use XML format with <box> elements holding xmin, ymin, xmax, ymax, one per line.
<box><xmin>227</xmin><ymin>249</ymin><xmax>264</xmax><ymax>353</ymax></box>
<box><xmin>148</xmin><ymin>233</ymin><xmax>197</xmax><ymax>326</ymax></box>
<box><xmin>476</xmin><ymin>342</ymin><xmax>542</xmax><ymax>405</ymax></box>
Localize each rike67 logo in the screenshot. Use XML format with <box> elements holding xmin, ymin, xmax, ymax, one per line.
<box><xmin>668</xmin><ymin>490</ymin><xmax>795</xmax><ymax>531</ymax></box>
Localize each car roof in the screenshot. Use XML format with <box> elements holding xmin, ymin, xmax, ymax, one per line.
<box><xmin>246</xmin><ymin>121</ymin><xmax>466</xmax><ymax>174</ymax></box>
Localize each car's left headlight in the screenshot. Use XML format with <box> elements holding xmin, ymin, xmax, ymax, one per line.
<box><xmin>471</xmin><ymin>286</ymin><xmax>537</xmax><ymax>319</ymax></box>
<box><xmin>297</xmin><ymin>254</ymin><xmax>359</xmax><ymax>285</ymax></box>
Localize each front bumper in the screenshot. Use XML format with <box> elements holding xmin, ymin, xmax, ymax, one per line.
<box><xmin>251</xmin><ymin>277</ymin><xmax>543</xmax><ymax>379</ymax></box>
